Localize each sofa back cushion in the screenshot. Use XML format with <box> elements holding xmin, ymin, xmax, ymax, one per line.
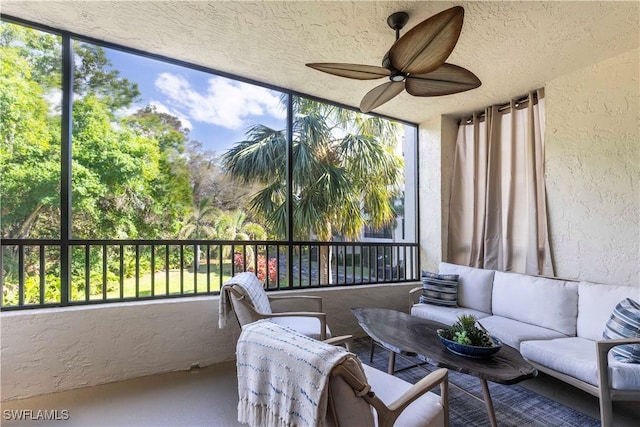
<box><xmin>439</xmin><ymin>262</ymin><xmax>494</xmax><ymax>313</ymax></box>
<box><xmin>492</xmin><ymin>271</ymin><xmax>579</xmax><ymax>336</ymax></box>
<box><xmin>577</xmin><ymin>281</ymin><xmax>640</xmax><ymax>340</ymax></box>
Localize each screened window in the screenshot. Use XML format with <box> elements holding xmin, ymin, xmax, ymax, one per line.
<box><xmin>1</xmin><ymin>17</ymin><xmax>419</xmax><ymax>309</ymax></box>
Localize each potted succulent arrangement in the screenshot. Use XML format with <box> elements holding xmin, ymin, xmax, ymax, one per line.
<box><xmin>437</xmin><ymin>314</ymin><xmax>503</xmax><ymax>358</ymax></box>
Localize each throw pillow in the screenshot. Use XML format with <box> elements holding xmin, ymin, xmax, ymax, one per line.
<box><xmin>419</xmin><ymin>271</ymin><xmax>459</xmax><ymax>307</ymax></box>
<box><xmin>602</xmin><ymin>298</ymin><xmax>640</xmax><ymax>363</ymax></box>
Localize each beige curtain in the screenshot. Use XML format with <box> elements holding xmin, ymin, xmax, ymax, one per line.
<box><xmin>448</xmin><ymin>89</ymin><xmax>553</xmax><ymax>275</ymax></box>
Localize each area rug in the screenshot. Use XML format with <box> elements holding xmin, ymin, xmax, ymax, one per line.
<box><xmin>352</xmin><ymin>338</ymin><xmax>599</xmax><ymax>427</ymax></box>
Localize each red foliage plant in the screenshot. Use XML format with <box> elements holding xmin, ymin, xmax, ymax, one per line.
<box><xmin>234</xmin><ymin>253</ymin><xmax>277</xmax><ymax>284</ymax></box>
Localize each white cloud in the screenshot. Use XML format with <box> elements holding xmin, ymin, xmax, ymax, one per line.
<box><xmin>114</xmin><ymin>101</ymin><xmax>193</xmax><ymax>132</ymax></box>
<box><xmin>147</xmin><ymin>100</ymin><xmax>193</xmax><ymax>132</ymax></box>
<box><xmin>154</xmin><ymin>72</ymin><xmax>285</xmax><ymax>130</ymax></box>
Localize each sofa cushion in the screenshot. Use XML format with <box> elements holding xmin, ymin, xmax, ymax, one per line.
<box><xmin>411</xmin><ymin>304</ymin><xmax>490</xmax><ymax>326</ymax></box>
<box><xmin>521</xmin><ymin>337</ymin><xmax>640</xmax><ymax>391</ymax></box>
<box><xmin>491</xmin><ymin>271</ymin><xmax>578</xmax><ymax>336</ymax></box>
<box><xmin>362</xmin><ymin>364</ymin><xmax>445</xmax><ymax>427</ymax></box>
<box><xmin>602</xmin><ymin>298</ymin><xmax>640</xmax><ymax>363</ymax></box>
<box><xmin>477</xmin><ymin>316</ymin><xmax>567</xmax><ymax>350</ymax></box>
<box><xmin>438</xmin><ymin>262</ymin><xmax>494</xmax><ymax>313</ymax></box>
<box><xmin>419</xmin><ymin>271</ymin><xmax>459</xmax><ymax>307</ymax></box>
<box><xmin>578</xmin><ymin>281</ymin><xmax>640</xmax><ymax>341</ymax></box>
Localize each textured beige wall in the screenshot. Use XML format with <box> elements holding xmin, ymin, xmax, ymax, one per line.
<box><xmin>418</xmin><ymin>116</ymin><xmax>442</xmax><ymax>272</ymax></box>
<box><xmin>1</xmin><ymin>283</ymin><xmax>416</xmax><ymax>401</ymax></box>
<box><xmin>418</xmin><ymin>116</ymin><xmax>465</xmax><ymax>272</ymax></box>
<box><xmin>419</xmin><ymin>48</ymin><xmax>639</xmax><ymax>287</ymax></box>
<box><xmin>545</xmin><ymin>49</ymin><xmax>639</xmax><ymax>286</ymax></box>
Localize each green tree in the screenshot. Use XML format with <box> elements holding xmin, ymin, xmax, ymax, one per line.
<box><xmin>0</xmin><ymin>28</ymin><xmax>61</xmax><ymax>238</ymax></box>
<box><xmin>1</xmin><ymin>21</ymin><xmax>191</xmax><ymax>240</ymax></box>
<box><xmin>73</xmin><ymin>42</ymin><xmax>140</xmax><ymax>111</ymax></box>
<box><xmin>223</xmin><ymin>97</ymin><xmax>403</xmax><ymax>283</ymax></box>
<box><xmin>185</xmin><ymin>141</ymin><xmax>257</xmax><ymax>213</ymax></box>
<box><xmin>125</xmin><ymin>105</ymin><xmax>193</xmax><ymax>236</ymax></box>
<box><xmin>71</xmin><ymin>95</ymin><xmax>164</xmax><ymax>238</ymax></box>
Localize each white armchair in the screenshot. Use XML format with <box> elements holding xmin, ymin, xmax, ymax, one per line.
<box><xmin>220</xmin><ymin>272</ymin><xmax>330</xmax><ymax>340</ymax></box>
<box><xmin>236</xmin><ymin>320</ymin><xmax>449</xmax><ymax>427</ymax></box>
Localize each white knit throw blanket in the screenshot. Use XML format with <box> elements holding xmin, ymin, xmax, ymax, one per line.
<box><xmin>236</xmin><ymin>321</ymin><xmax>350</xmax><ymax>427</ymax></box>
<box><xmin>219</xmin><ymin>272</ymin><xmax>265</xmax><ymax>329</ymax></box>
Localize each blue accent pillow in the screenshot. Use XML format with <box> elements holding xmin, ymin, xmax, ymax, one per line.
<box><xmin>602</xmin><ymin>298</ymin><xmax>640</xmax><ymax>363</ymax></box>
<box><xmin>419</xmin><ymin>271</ymin><xmax>459</xmax><ymax>307</ymax></box>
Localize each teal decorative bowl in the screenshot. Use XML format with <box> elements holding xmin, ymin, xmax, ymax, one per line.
<box><xmin>436</xmin><ymin>329</ymin><xmax>502</xmax><ymax>358</ymax></box>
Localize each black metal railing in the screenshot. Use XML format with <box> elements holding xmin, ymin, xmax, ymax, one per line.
<box><xmin>0</xmin><ymin>239</ymin><xmax>419</xmax><ymax>310</ymax></box>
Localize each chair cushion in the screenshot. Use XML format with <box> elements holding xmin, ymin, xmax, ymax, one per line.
<box><xmin>477</xmin><ymin>316</ymin><xmax>567</xmax><ymax>350</ymax></box>
<box><xmin>362</xmin><ymin>364</ymin><xmax>445</xmax><ymax>427</ymax></box>
<box><xmin>411</xmin><ymin>303</ymin><xmax>490</xmax><ymax>326</ymax></box>
<box><xmin>521</xmin><ymin>337</ymin><xmax>640</xmax><ymax>390</ymax></box>
<box><xmin>603</xmin><ymin>298</ymin><xmax>640</xmax><ymax>363</ymax></box>
<box><xmin>491</xmin><ymin>271</ymin><xmax>578</xmax><ymax>336</ymax></box>
<box><xmin>419</xmin><ymin>271</ymin><xmax>459</xmax><ymax>307</ymax></box>
<box><xmin>578</xmin><ymin>281</ymin><xmax>640</xmax><ymax>340</ymax></box>
<box><xmin>270</xmin><ymin>316</ymin><xmax>331</xmax><ymax>340</ymax></box>
<box><xmin>439</xmin><ymin>262</ymin><xmax>494</xmax><ymax>313</ymax></box>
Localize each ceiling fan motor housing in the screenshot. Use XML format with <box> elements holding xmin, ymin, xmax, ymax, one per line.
<box><xmin>387</xmin><ymin>11</ymin><xmax>409</xmax><ymax>31</ymax></box>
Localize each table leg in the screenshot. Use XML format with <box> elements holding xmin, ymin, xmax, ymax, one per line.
<box><xmin>479</xmin><ymin>379</ymin><xmax>498</xmax><ymax>427</ymax></box>
<box><xmin>387</xmin><ymin>351</ymin><xmax>396</xmax><ymax>375</ymax></box>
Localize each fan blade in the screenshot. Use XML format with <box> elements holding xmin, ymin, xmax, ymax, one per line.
<box><xmin>360</xmin><ymin>81</ymin><xmax>405</xmax><ymax>113</ymax></box>
<box><xmin>389</xmin><ymin>6</ymin><xmax>464</xmax><ymax>75</ymax></box>
<box><xmin>306</xmin><ymin>63</ymin><xmax>390</xmax><ymax>80</ymax></box>
<box><xmin>405</xmin><ymin>64</ymin><xmax>481</xmax><ymax>97</ymax></box>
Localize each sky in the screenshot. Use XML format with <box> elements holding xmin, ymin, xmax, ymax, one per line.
<box><xmin>105</xmin><ymin>46</ymin><xmax>287</xmax><ymax>154</ymax></box>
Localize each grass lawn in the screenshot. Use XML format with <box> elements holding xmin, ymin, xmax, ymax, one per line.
<box><xmin>74</xmin><ymin>257</ymin><xmax>377</xmax><ymax>302</ymax></box>
<box><xmin>97</xmin><ymin>265</ymin><xmax>233</xmax><ymax>300</ymax></box>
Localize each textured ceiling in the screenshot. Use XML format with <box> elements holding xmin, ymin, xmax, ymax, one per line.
<box><xmin>2</xmin><ymin>1</ymin><xmax>639</xmax><ymax>124</ymax></box>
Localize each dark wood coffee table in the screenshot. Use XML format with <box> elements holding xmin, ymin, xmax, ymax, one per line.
<box><xmin>352</xmin><ymin>307</ymin><xmax>537</xmax><ymax>427</ymax></box>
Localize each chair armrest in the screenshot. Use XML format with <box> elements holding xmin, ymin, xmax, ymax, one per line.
<box><xmin>262</xmin><ymin>311</ymin><xmax>326</xmax><ymax>319</ymax></box>
<box><xmin>386</xmin><ymin>368</ymin><xmax>449</xmax><ymax>414</ymax></box>
<box><xmin>324</xmin><ymin>335</ymin><xmax>353</xmax><ymax>351</ymax></box>
<box><xmin>333</xmin><ymin>365</ymin><xmax>449</xmax><ymax>427</ymax></box>
<box><xmin>595</xmin><ymin>336</ymin><xmax>640</xmax><ymax>427</ymax></box>
<box><xmin>409</xmin><ymin>286</ymin><xmax>422</xmax><ymax>307</ymax></box>
<box><xmin>597</xmin><ymin>337</ymin><xmax>640</xmax><ymax>375</ymax></box>
<box><xmin>596</xmin><ymin>337</ymin><xmax>640</xmax><ymax>355</ymax></box>
<box><xmin>596</xmin><ymin>337</ymin><xmax>640</xmax><ymax>386</ymax></box>
<box><xmin>268</xmin><ymin>295</ymin><xmax>323</xmax><ymax>312</ymax></box>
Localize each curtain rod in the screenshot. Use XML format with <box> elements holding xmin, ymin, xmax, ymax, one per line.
<box><xmin>460</xmin><ymin>91</ymin><xmax>541</xmax><ymax>125</ymax></box>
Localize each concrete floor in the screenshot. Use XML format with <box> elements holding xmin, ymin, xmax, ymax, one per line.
<box><xmin>1</xmin><ymin>360</ymin><xmax>638</xmax><ymax>427</ymax></box>
<box><xmin>0</xmin><ymin>362</ymin><xmax>240</xmax><ymax>427</ymax></box>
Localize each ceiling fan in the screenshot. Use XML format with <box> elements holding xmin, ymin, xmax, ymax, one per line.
<box><xmin>306</xmin><ymin>6</ymin><xmax>481</xmax><ymax>113</ymax></box>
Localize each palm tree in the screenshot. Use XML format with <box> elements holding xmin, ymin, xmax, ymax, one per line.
<box><xmin>178</xmin><ymin>198</ymin><xmax>219</xmax><ymax>272</ymax></box>
<box><xmin>222</xmin><ymin>96</ymin><xmax>404</xmax><ymax>284</ymax></box>
<box><xmin>215</xmin><ymin>209</ymin><xmax>267</xmax><ymax>270</ymax></box>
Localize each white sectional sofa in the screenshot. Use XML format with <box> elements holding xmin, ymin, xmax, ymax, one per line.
<box><xmin>410</xmin><ymin>262</ymin><xmax>640</xmax><ymax>427</ymax></box>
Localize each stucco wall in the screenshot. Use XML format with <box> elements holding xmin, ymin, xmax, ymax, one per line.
<box><xmin>418</xmin><ymin>116</ymin><xmax>442</xmax><ymax>272</ymax></box>
<box><xmin>545</xmin><ymin>49</ymin><xmax>639</xmax><ymax>286</ymax></box>
<box><xmin>418</xmin><ymin>116</ymin><xmax>462</xmax><ymax>272</ymax></box>
<box><xmin>0</xmin><ymin>283</ymin><xmax>415</xmax><ymax>401</ymax></box>
<box><xmin>419</xmin><ymin>48</ymin><xmax>639</xmax><ymax>287</ymax></box>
